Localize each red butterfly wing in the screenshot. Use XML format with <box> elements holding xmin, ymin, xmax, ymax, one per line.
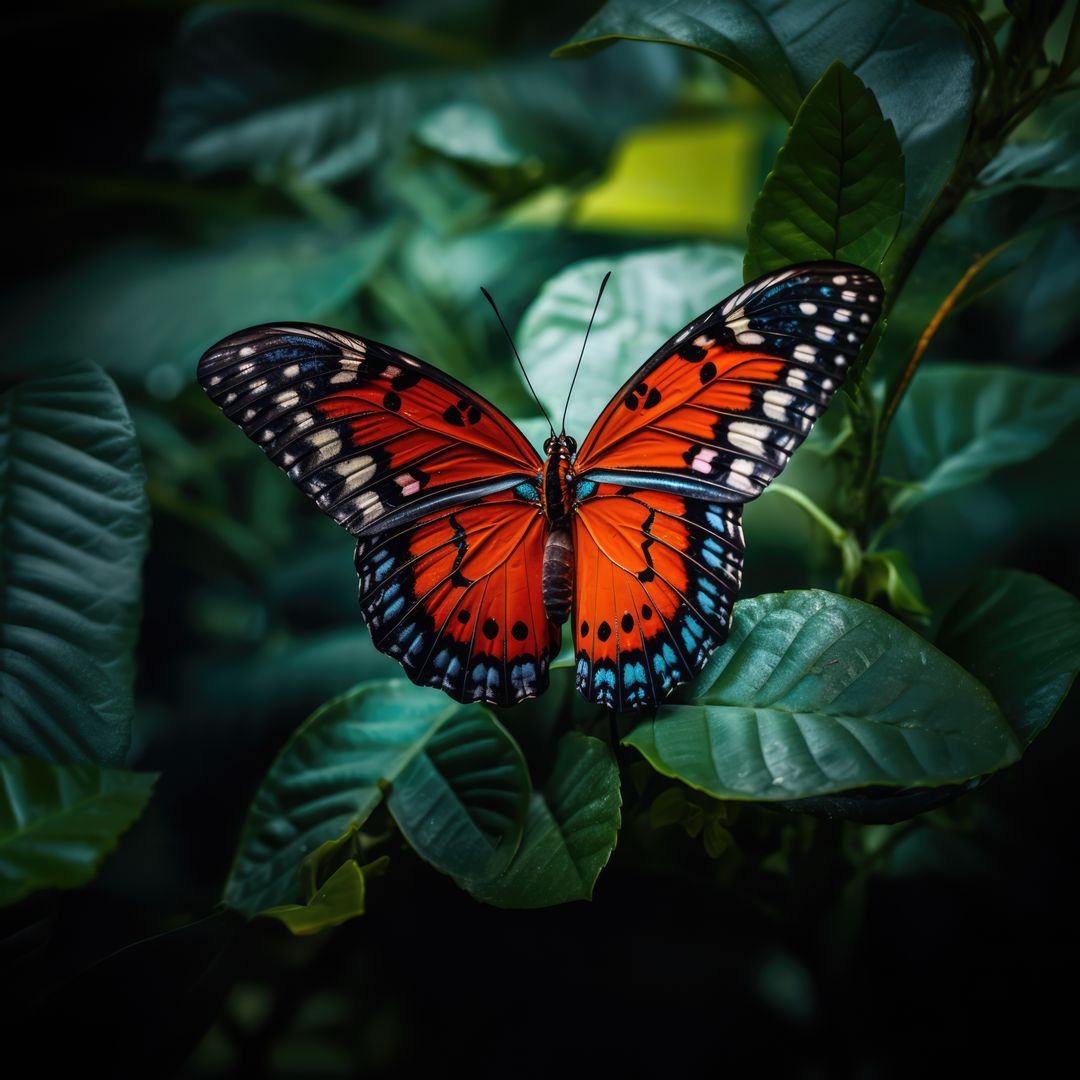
<box><xmin>571</xmin><ymin>262</ymin><xmax>882</xmax><ymax>709</ymax></box>
<box><xmin>357</xmin><ymin>489</ymin><xmax>558</xmax><ymax>705</ymax></box>
<box><xmin>198</xmin><ymin>323</ymin><xmax>558</xmax><ymax>705</ymax></box>
<box><xmin>573</xmin><ymin>486</ymin><xmax>743</xmax><ymax>709</ymax></box>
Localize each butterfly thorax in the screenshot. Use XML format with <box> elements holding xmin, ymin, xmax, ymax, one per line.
<box><xmin>540</xmin><ymin>434</ymin><xmax>577</xmax><ymax>625</ymax></box>
<box><xmin>540</xmin><ymin>434</ymin><xmax>577</xmax><ymax>528</ymax></box>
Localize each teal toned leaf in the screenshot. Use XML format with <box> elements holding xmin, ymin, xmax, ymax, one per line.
<box><xmin>0</xmin><ymin>363</ymin><xmax>149</xmax><ymax>766</ymax></box>
<box><xmin>555</xmin><ymin>0</ymin><xmax>975</xmax><ymax>224</ymax></box>
<box><xmin>744</xmin><ymin>62</ymin><xmax>904</xmax><ymax>280</ymax></box>
<box><xmin>465</xmin><ymin>733</ymin><xmax>621</xmax><ymax>909</ymax></box>
<box><xmin>414</xmin><ymin>102</ymin><xmax>534</xmax><ymax>168</ymax></box>
<box><xmin>224</xmin><ymin>681</ymin><xmax>529</xmax><ymax>916</ymax></box>
<box><xmin>624</xmin><ymin>591</ymin><xmax>1020</xmax><ymax>801</ymax></box>
<box><xmin>883</xmin><ymin>365</ymin><xmax>1080</xmax><ymax>515</ymax></box>
<box><xmin>518</xmin><ymin>244</ymin><xmax>743</xmax><ymax>438</ymax></box>
<box><xmin>2</xmin><ymin>222</ymin><xmax>394</xmax><ymax>391</ymax></box>
<box><xmin>976</xmin><ymin>101</ymin><xmax>1080</xmax><ymax>196</ymax></box>
<box><xmin>937</xmin><ymin>570</ymin><xmax>1080</xmax><ymax>746</ymax></box>
<box><xmin>0</xmin><ymin>757</ymin><xmax>157</xmax><ymax>908</ymax></box>
<box><xmin>387</xmin><ymin>707</ymin><xmax>530</xmax><ymax>884</ymax></box>
<box><xmin>257</xmin><ymin>861</ymin><xmax>367</xmax><ymax>937</ymax></box>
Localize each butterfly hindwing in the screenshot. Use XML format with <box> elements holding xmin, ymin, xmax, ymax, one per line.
<box><xmin>572</xmin><ymin>485</ymin><xmax>744</xmax><ymax>709</ymax></box>
<box><xmin>356</xmin><ymin>488</ymin><xmax>559</xmax><ymax>706</ymax></box>
<box><xmin>571</xmin><ymin>262</ymin><xmax>882</xmax><ymax>708</ymax></box>
<box><xmin>198</xmin><ymin>323</ymin><xmax>557</xmax><ymax>706</ymax></box>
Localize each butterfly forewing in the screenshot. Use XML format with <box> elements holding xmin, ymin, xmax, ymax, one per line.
<box><xmin>198</xmin><ymin>323</ymin><xmax>557</xmax><ymax>706</ymax></box>
<box><xmin>573</xmin><ymin>262</ymin><xmax>882</xmax><ymax>503</ymax></box>
<box><xmin>570</xmin><ymin>262</ymin><xmax>882</xmax><ymax>708</ymax></box>
<box><xmin>198</xmin><ymin>324</ymin><xmax>541</xmax><ymax>535</ymax></box>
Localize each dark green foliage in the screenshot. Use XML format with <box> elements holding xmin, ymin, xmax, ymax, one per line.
<box><xmin>744</xmin><ymin>61</ymin><xmax>905</xmax><ymax>280</ymax></box>
<box><xmin>463</xmin><ymin>732</ymin><xmax>621</xmax><ymax>907</ymax></box>
<box><xmin>624</xmin><ymin>591</ymin><xmax>1019</xmax><ymax>801</ymax></box>
<box><xmin>937</xmin><ymin>569</ymin><xmax>1080</xmax><ymax>746</ymax></box>
<box><xmin>0</xmin><ymin>363</ymin><xmax>149</xmax><ymax>765</ymax></box>
<box><xmin>223</xmin><ymin>681</ymin><xmax>530</xmax><ymax>915</ymax></box>
<box><xmin>0</xmin><ymin>756</ymin><xmax>157</xmax><ymax>907</ymax></box>
<box><xmin>1</xmin><ymin>0</ymin><xmax>1077</xmax><ymax>1073</ymax></box>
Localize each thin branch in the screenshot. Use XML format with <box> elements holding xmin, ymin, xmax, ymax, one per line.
<box><xmin>881</xmin><ymin>240</ymin><xmax>1011</xmax><ymax>430</ymax></box>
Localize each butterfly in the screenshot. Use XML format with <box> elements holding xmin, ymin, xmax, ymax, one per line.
<box><xmin>198</xmin><ymin>261</ymin><xmax>882</xmax><ymax>711</ymax></box>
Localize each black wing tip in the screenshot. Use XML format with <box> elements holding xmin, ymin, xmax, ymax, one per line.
<box><xmin>195</xmin><ymin>322</ymin><xmax>360</xmax><ymax>389</ymax></box>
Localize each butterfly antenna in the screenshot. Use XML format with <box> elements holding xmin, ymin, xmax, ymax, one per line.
<box><xmin>561</xmin><ymin>271</ymin><xmax>611</xmax><ymax>435</ymax></box>
<box><xmin>480</xmin><ymin>285</ymin><xmax>555</xmax><ymax>437</ymax></box>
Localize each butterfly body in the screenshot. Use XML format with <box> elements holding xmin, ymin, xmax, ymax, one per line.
<box><xmin>538</xmin><ymin>433</ymin><xmax>578</xmax><ymax>624</ymax></box>
<box><xmin>199</xmin><ymin>261</ymin><xmax>882</xmax><ymax>711</ymax></box>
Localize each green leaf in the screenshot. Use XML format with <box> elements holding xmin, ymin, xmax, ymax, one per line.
<box><xmin>518</xmin><ymin>244</ymin><xmax>743</xmax><ymax>438</ymax></box>
<box><xmin>224</xmin><ymin>680</ymin><xmax>529</xmax><ymax>916</ymax></box>
<box><xmin>744</xmin><ymin>62</ymin><xmax>904</xmax><ymax>281</ymax></box>
<box><xmin>555</xmin><ymin>0</ymin><xmax>975</xmax><ymax>224</ymax></box>
<box><xmin>883</xmin><ymin>364</ymin><xmax>1080</xmax><ymax>515</ymax></box>
<box><xmin>937</xmin><ymin>570</ymin><xmax>1080</xmax><ymax>746</ymax></box>
<box><xmin>152</xmin><ymin>8</ymin><xmax>678</xmax><ymax>186</ymax></box>
<box><xmin>976</xmin><ymin>101</ymin><xmax>1080</xmax><ymax>196</ymax></box>
<box><xmin>0</xmin><ymin>363</ymin><xmax>149</xmax><ymax>766</ymax></box>
<box><xmin>413</xmin><ymin>102</ymin><xmax>535</xmax><ymax>168</ymax></box>
<box><xmin>2</xmin><ymin>222</ymin><xmax>394</xmax><ymax>390</ymax></box>
<box><xmin>386</xmin><ymin>705</ymin><xmax>530</xmax><ymax>885</ymax></box>
<box><xmin>257</xmin><ymin>860</ymin><xmax>367</xmax><ymax>936</ymax></box>
<box><xmin>465</xmin><ymin>733</ymin><xmax>621</xmax><ymax>909</ymax></box>
<box><xmin>624</xmin><ymin>590</ymin><xmax>1020</xmax><ymax>801</ymax></box>
<box><xmin>859</xmin><ymin>549</ymin><xmax>932</xmax><ymax>623</ymax></box>
<box><xmin>0</xmin><ymin>756</ymin><xmax>157</xmax><ymax>908</ymax></box>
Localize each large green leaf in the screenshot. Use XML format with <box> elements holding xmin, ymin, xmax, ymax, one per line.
<box><xmin>1</xmin><ymin>222</ymin><xmax>393</xmax><ymax>390</ymax></box>
<box><xmin>555</xmin><ymin>0</ymin><xmax>975</xmax><ymax>224</ymax></box>
<box><xmin>0</xmin><ymin>363</ymin><xmax>148</xmax><ymax>766</ymax></box>
<box><xmin>937</xmin><ymin>570</ymin><xmax>1080</xmax><ymax>747</ymax></box>
<box><xmin>744</xmin><ymin>62</ymin><xmax>904</xmax><ymax>281</ymax></box>
<box><xmin>624</xmin><ymin>590</ymin><xmax>1020</xmax><ymax>801</ymax></box>
<box><xmin>883</xmin><ymin>364</ymin><xmax>1080</xmax><ymax>515</ymax></box>
<box><xmin>465</xmin><ymin>733</ymin><xmax>621</xmax><ymax>908</ymax></box>
<box><xmin>152</xmin><ymin>7</ymin><xmax>678</xmax><ymax>185</ymax></box>
<box><xmin>517</xmin><ymin>244</ymin><xmax>744</xmax><ymax>438</ymax></box>
<box><xmin>224</xmin><ymin>680</ymin><xmax>529</xmax><ymax>916</ymax></box>
<box><xmin>0</xmin><ymin>756</ymin><xmax>157</xmax><ymax>908</ymax></box>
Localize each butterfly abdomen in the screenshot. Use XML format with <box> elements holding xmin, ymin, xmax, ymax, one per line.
<box><xmin>539</xmin><ymin>437</ymin><xmax>577</xmax><ymax>624</ymax></box>
<box><xmin>542</xmin><ymin>527</ymin><xmax>574</xmax><ymax>625</ymax></box>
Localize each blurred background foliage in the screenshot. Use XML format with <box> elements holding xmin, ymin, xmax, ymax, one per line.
<box><xmin>1</xmin><ymin>0</ymin><xmax>1078</xmax><ymax>1075</ymax></box>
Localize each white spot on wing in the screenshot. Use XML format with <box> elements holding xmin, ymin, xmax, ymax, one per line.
<box><xmin>763</xmin><ymin>388</ymin><xmax>795</xmax><ymax>421</ymax></box>
<box><xmin>799</xmin><ymin>302</ymin><xmax>818</xmax><ymax>315</ymax></box>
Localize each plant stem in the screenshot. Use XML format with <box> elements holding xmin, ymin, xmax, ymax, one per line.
<box><xmin>881</xmin><ymin>239</ymin><xmax>1011</xmax><ymax>431</ymax></box>
<box><xmin>767</xmin><ymin>483</ymin><xmax>847</xmax><ymax>546</ymax></box>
